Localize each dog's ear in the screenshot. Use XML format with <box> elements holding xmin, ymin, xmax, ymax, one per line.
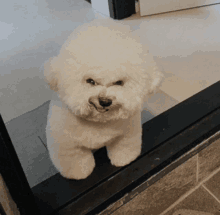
<box><xmin>148</xmin><ymin>68</ymin><xmax>164</xmax><ymax>94</ymax></box>
<box><xmin>44</xmin><ymin>57</ymin><xmax>59</xmax><ymax>92</ymax></box>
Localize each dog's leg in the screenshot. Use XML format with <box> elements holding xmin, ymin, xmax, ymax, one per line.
<box><xmin>106</xmin><ymin>113</ymin><xmax>142</xmax><ymax>167</ymax></box>
<box><xmin>49</xmin><ymin>144</ymin><xmax>95</xmax><ymax>180</ymax></box>
<box><xmin>107</xmin><ymin>133</ymin><xmax>142</xmax><ymax>167</ymax></box>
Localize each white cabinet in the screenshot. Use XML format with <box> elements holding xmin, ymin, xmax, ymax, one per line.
<box><xmin>139</xmin><ymin>0</ymin><xmax>220</xmax><ymax>16</ymax></box>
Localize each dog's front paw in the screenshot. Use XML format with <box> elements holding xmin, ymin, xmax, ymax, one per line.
<box><xmin>109</xmin><ymin>151</ymin><xmax>141</xmax><ymax>167</ymax></box>
<box><xmin>58</xmin><ymin>153</ymin><xmax>96</xmax><ymax>180</ymax></box>
<box><xmin>107</xmin><ymin>144</ymin><xmax>141</xmax><ymax>167</ymax></box>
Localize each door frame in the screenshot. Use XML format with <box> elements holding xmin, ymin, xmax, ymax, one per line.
<box><xmin>87</xmin><ymin>0</ymin><xmax>136</xmax><ymax>19</ymax></box>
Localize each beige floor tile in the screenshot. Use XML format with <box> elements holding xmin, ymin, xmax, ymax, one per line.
<box><xmin>159</xmin><ymin>70</ymin><xmax>213</xmax><ymax>103</ymax></box>
<box><xmin>198</xmin><ymin>138</ymin><xmax>220</xmax><ymax>183</ymax></box>
<box><xmin>204</xmin><ymin>170</ymin><xmax>220</xmax><ymax>203</ymax></box>
<box><xmin>112</xmin><ymin>156</ymin><xmax>197</xmax><ymax>215</ymax></box>
<box><xmin>163</xmin><ymin>186</ymin><xmax>220</xmax><ymax>215</ymax></box>
<box><xmin>172</xmin><ymin>208</ymin><xmax>214</xmax><ymax>215</ymax></box>
<box><xmin>0</xmin><ymin>174</ymin><xmax>20</xmax><ymax>215</ymax></box>
<box><xmin>125</xmin><ymin>4</ymin><xmax>220</xmax><ymax>104</ymax></box>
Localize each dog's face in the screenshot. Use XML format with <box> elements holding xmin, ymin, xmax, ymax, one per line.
<box><xmin>54</xmin><ymin>60</ymin><xmax>151</xmax><ymax>123</ymax></box>
<box><xmin>44</xmin><ymin>23</ymin><xmax>163</xmax><ymax>122</ymax></box>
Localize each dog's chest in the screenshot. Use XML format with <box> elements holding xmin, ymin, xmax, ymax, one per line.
<box><xmin>79</xmin><ymin>121</ymin><xmax>121</xmax><ymax>136</ymax></box>
<box><xmin>70</xmin><ymin>118</ymin><xmax>125</xmax><ymax>149</ymax></box>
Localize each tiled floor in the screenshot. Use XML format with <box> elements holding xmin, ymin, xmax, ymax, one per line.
<box><xmin>124</xmin><ymin>3</ymin><xmax>220</xmax><ymax>103</ymax></box>
<box><xmin>4</xmin><ymin>101</ymin><xmax>59</xmax><ymax>188</ymax></box>
<box><xmin>164</xmin><ymin>140</ymin><xmax>220</xmax><ymax>215</ymax></box>
<box><xmin>1</xmin><ymin>0</ymin><xmax>220</xmax><ymax>123</ymax></box>
<box><xmin>162</xmin><ymin>171</ymin><xmax>220</xmax><ymax>215</ymax></box>
<box><xmin>110</xmin><ymin>135</ymin><xmax>220</xmax><ymax>215</ymax></box>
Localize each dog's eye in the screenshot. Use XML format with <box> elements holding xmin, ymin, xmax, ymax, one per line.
<box><xmin>86</xmin><ymin>78</ymin><xmax>96</xmax><ymax>85</ymax></box>
<box><xmin>114</xmin><ymin>80</ymin><xmax>123</xmax><ymax>86</ymax></box>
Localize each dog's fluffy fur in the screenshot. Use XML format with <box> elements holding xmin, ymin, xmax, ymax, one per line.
<box><xmin>44</xmin><ymin>20</ymin><xmax>164</xmax><ymax>180</ymax></box>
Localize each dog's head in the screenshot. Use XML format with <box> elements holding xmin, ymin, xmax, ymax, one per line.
<box><xmin>44</xmin><ymin>22</ymin><xmax>163</xmax><ymax>122</ymax></box>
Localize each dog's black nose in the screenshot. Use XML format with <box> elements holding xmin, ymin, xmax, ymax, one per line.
<box><xmin>99</xmin><ymin>98</ymin><xmax>112</xmax><ymax>107</ymax></box>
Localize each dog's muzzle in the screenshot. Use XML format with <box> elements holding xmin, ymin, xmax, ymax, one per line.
<box><xmin>99</xmin><ymin>97</ymin><xmax>112</xmax><ymax>107</ymax></box>
<box><xmin>89</xmin><ymin>96</ymin><xmax>113</xmax><ymax>113</ymax></box>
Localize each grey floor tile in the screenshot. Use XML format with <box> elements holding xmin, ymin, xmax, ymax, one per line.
<box><xmin>4</xmin><ymin>101</ymin><xmax>50</xmax><ymax>143</ymax></box>
<box><xmin>3</xmin><ymin>100</ymin><xmax>58</xmax><ymax>187</ymax></box>
<box><xmin>13</xmin><ymin>133</ymin><xmax>58</xmax><ymax>188</ymax></box>
<box><xmin>142</xmin><ymin>89</ymin><xmax>179</xmax><ymax>116</ymax></box>
<box><xmin>141</xmin><ymin>109</ymin><xmax>154</xmax><ymax>124</ymax></box>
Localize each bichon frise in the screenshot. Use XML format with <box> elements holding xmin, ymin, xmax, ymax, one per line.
<box><xmin>44</xmin><ymin>20</ymin><xmax>163</xmax><ymax>180</ymax></box>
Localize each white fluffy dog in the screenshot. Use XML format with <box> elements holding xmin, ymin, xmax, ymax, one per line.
<box><xmin>44</xmin><ymin>20</ymin><xmax>163</xmax><ymax>180</ymax></box>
